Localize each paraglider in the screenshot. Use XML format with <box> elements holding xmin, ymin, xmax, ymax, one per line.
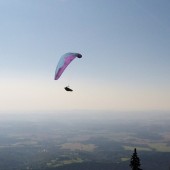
<box><xmin>54</xmin><ymin>53</ymin><xmax>82</xmax><ymax>91</ymax></box>
<box><xmin>64</xmin><ymin>86</ymin><xmax>73</xmax><ymax>92</ymax></box>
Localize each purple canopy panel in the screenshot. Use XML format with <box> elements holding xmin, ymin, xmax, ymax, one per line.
<box><xmin>55</xmin><ymin>55</ymin><xmax>76</xmax><ymax>80</ymax></box>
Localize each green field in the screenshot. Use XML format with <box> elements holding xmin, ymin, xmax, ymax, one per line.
<box><xmin>123</xmin><ymin>145</ymin><xmax>152</xmax><ymax>151</ymax></box>
<box><xmin>148</xmin><ymin>143</ymin><xmax>170</xmax><ymax>152</ymax></box>
<box><xmin>47</xmin><ymin>157</ymin><xmax>83</xmax><ymax>168</ymax></box>
<box><xmin>61</xmin><ymin>143</ymin><xmax>96</xmax><ymax>152</ymax></box>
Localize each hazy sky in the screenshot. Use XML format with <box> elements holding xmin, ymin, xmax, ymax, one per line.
<box><xmin>0</xmin><ymin>0</ymin><xmax>170</xmax><ymax>112</ymax></box>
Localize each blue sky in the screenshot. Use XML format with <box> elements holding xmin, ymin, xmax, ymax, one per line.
<box><xmin>0</xmin><ymin>0</ymin><xmax>170</xmax><ymax>112</ymax></box>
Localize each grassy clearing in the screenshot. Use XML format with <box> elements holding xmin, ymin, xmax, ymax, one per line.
<box><xmin>148</xmin><ymin>143</ymin><xmax>170</xmax><ymax>152</ymax></box>
<box><xmin>121</xmin><ymin>157</ymin><xmax>130</xmax><ymax>161</ymax></box>
<box><xmin>61</xmin><ymin>143</ymin><xmax>96</xmax><ymax>152</ymax></box>
<box><xmin>47</xmin><ymin>158</ymin><xmax>83</xmax><ymax>168</ymax></box>
<box><xmin>124</xmin><ymin>143</ymin><xmax>170</xmax><ymax>152</ymax></box>
<box><xmin>123</xmin><ymin>146</ymin><xmax>152</xmax><ymax>151</ymax></box>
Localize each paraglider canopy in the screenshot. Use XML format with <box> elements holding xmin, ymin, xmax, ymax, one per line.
<box><xmin>54</xmin><ymin>53</ymin><xmax>82</xmax><ymax>80</ymax></box>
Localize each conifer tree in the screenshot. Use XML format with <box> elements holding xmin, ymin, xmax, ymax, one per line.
<box><xmin>129</xmin><ymin>148</ymin><xmax>142</xmax><ymax>170</ymax></box>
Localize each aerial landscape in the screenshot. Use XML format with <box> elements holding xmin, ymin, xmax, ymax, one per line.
<box><xmin>0</xmin><ymin>111</ymin><xmax>170</xmax><ymax>170</ymax></box>
<box><xmin>0</xmin><ymin>0</ymin><xmax>170</xmax><ymax>170</ymax></box>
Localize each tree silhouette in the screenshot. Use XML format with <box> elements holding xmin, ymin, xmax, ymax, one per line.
<box><xmin>129</xmin><ymin>148</ymin><xmax>142</xmax><ymax>170</ymax></box>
